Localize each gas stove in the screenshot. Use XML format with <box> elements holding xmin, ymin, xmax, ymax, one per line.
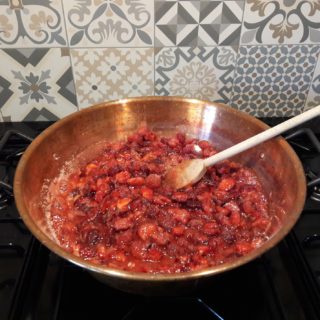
<box><xmin>0</xmin><ymin>119</ymin><xmax>319</xmax><ymax>320</ymax></box>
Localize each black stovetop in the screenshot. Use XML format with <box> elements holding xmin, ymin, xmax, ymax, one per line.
<box><xmin>0</xmin><ymin>119</ymin><xmax>320</xmax><ymax>320</ymax></box>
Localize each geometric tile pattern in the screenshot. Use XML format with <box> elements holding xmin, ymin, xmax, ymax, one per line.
<box><xmin>0</xmin><ymin>0</ymin><xmax>319</xmax><ymax>121</ymax></box>
<box><xmin>305</xmin><ymin>54</ymin><xmax>320</xmax><ymax>111</ymax></box>
<box><xmin>231</xmin><ymin>45</ymin><xmax>320</xmax><ymax>117</ymax></box>
<box><xmin>71</xmin><ymin>48</ymin><xmax>154</xmax><ymax>109</ymax></box>
<box><xmin>0</xmin><ymin>76</ymin><xmax>14</xmax><ymax>108</ymax></box>
<box><xmin>156</xmin><ymin>1</ymin><xmax>244</xmax><ymax>46</ymax></box>
<box><xmin>155</xmin><ymin>46</ymin><xmax>237</xmax><ymax>103</ymax></box>
<box><xmin>0</xmin><ymin>0</ymin><xmax>67</xmax><ymax>47</ymax></box>
<box><xmin>63</xmin><ymin>0</ymin><xmax>154</xmax><ymax>47</ymax></box>
<box><xmin>0</xmin><ymin>48</ymin><xmax>78</xmax><ymax>121</ymax></box>
<box><xmin>241</xmin><ymin>0</ymin><xmax>320</xmax><ymax>45</ymax></box>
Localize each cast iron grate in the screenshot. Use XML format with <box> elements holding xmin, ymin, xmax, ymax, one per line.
<box><xmin>0</xmin><ymin>130</ymin><xmax>32</xmax><ymax>211</ymax></box>
<box><xmin>285</xmin><ymin>128</ymin><xmax>320</xmax><ymax>202</ymax></box>
<box><xmin>0</xmin><ymin>122</ymin><xmax>319</xmax><ymax>320</ymax></box>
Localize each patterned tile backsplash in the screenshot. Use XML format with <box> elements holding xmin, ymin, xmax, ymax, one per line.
<box><xmin>0</xmin><ymin>0</ymin><xmax>320</xmax><ymax>121</ymax></box>
<box><xmin>155</xmin><ymin>46</ymin><xmax>236</xmax><ymax>102</ymax></box>
<box><xmin>155</xmin><ymin>1</ymin><xmax>244</xmax><ymax>46</ymax></box>
<box><xmin>231</xmin><ymin>45</ymin><xmax>320</xmax><ymax>116</ymax></box>
<box><xmin>64</xmin><ymin>0</ymin><xmax>154</xmax><ymax>47</ymax></box>
<box><xmin>0</xmin><ymin>48</ymin><xmax>77</xmax><ymax>121</ymax></box>
<box><xmin>71</xmin><ymin>48</ymin><xmax>154</xmax><ymax>108</ymax></box>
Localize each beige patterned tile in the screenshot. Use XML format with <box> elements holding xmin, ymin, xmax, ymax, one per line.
<box><xmin>155</xmin><ymin>47</ymin><xmax>237</xmax><ymax>103</ymax></box>
<box><xmin>71</xmin><ymin>48</ymin><xmax>154</xmax><ymax>108</ymax></box>
<box><xmin>241</xmin><ymin>1</ymin><xmax>320</xmax><ymax>45</ymax></box>
<box><xmin>63</xmin><ymin>0</ymin><xmax>154</xmax><ymax>47</ymax></box>
<box><xmin>0</xmin><ymin>48</ymin><xmax>78</xmax><ymax>121</ymax></box>
<box><xmin>0</xmin><ymin>0</ymin><xmax>67</xmax><ymax>48</ymax></box>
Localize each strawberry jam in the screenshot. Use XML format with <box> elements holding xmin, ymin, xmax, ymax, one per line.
<box><xmin>47</xmin><ymin>128</ymin><xmax>271</xmax><ymax>273</ymax></box>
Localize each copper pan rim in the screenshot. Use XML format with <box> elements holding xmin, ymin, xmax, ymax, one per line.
<box><xmin>14</xmin><ymin>96</ymin><xmax>306</xmax><ymax>282</ymax></box>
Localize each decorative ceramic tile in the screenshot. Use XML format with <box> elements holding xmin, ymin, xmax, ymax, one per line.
<box><xmin>71</xmin><ymin>48</ymin><xmax>154</xmax><ymax>108</ymax></box>
<box><xmin>305</xmin><ymin>53</ymin><xmax>320</xmax><ymax>111</ymax></box>
<box><xmin>231</xmin><ymin>45</ymin><xmax>320</xmax><ymax>117</ymax></box>
<box><xmin>63</xmin><ymin>0</ymin><xmax>153</xmax><ymax>47</ymax></box>
<box><xmin>155</xmin><ymin>1</ymin><xmax>244</xmax><ymax>47</ymax></box>
<box><xmin>0</xmin><ymin>0</ymin><xmax>67</xmax><ymax>48</ymax></box>
<box><xmin>0</xmin><ymin>48</ymin><xmax>78</xmax><ymax>121</ymax></box>
<box><xmin>155</xmin><ymin>47</ymin><xmax>237</xmax><ymax>103</ymax></box>
<box><xmin>241</xmin><ymin>1</ymin><xmax>320</xmax><ymax>45</ymax></box>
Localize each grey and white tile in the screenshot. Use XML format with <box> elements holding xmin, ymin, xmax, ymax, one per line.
<box><xmin>63</xmin><ymin>0</ymin><xmax>154</xmax><ymax>47</ymax></box>
<box><xmin>0</xmin><ymin>48</ymin><xmax>78</xmax><ymax>121</ymax></box>
<box><xmin>71</xmin><ymin>48</ymin><xmax>154</xmax><ymax>108</ymax></box>
<box><xmin>241</xmin><ymin>1</ymin><xmax>320</xmax><ymax>45</ymax></box>
<box><xmin>155</xmin><ymin>1</ymin><xmax>245</xmax><ymax>47</ymax></box>
<box><xmin>0</xmin><ymin>0</ymin><xmax>67</xmax><ymax>47</ymax></box>
<box><xmin>305</xmin><ymin>53</ymin><xmax>320</xmax><ymax>110</ymax></box>
<box><xmin>155</xmin><ymin>46</ymin><xmax>237</xmax><ymax>103</ymax></box>
<box><xmin>231</xmin><ymin>45</ymin><xmax>320</xmax><ymax>116</ymax></box>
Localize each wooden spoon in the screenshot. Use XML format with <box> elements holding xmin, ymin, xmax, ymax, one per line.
<box><xmin>165</xmin><ymin>105</ymin><xmax>320</xmax><ymax>190</ymax></box>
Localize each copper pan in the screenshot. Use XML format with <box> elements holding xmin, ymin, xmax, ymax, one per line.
<box><xmin>14</xmin><ymin>97</ymin><xmax>306</xmax><ymax>295</ymax></box>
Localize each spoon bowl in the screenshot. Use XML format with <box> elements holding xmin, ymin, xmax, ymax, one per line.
<box><xmin>165</xmin><ymin>105</ymin><xmax>320</xmax><ymax>190</ymax></box>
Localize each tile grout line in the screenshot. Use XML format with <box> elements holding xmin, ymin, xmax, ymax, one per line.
<box><xmin>230</xmin><ymin>0</ymin><xmax>247</xmax><ymax>107</ymax></box>
<box><xmin>60</xmin><ymin>0</ymin><xmax>80</xmax><ymax>112</ymax></box>
<box><xmin>302</xmin><ymin>45</ymin><xmax>320</xmax><ymax>111</ymax></box>
<box><xmin>60</xmin><ymin>0</ymin><xmax>70</xmax><ymax>47</ymax></box>
<box><xmin>2</xmin><ymin>43</ymin><xmax>320</xmax><ymax>50</ymax></box>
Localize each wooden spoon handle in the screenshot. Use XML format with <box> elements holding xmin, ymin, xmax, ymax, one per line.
<box><xmin>203</xmin><ymin>105</ymin><xmax>320</xmax><ymax>168</ymax></box>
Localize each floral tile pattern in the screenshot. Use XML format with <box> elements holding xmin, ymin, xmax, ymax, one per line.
<box><xmin>241</xmin><ymin>1</ymin><xmax>320</xmax><ymax>45</ymax></box>
<box><xmin>155</xmin><ymin>47</ymin><xmax>237</xmax><ymax>103</ymax></box>
<box><xmin>155</xmin><ymin>1</ymin><xmax>244</xmax><ymax>47</ymax></box>
<box><xmin>71</xmin><ymin>48</ymin><xmax>154</xmax><ymax>108</ymax></box>
<box><xmin>0</xmin><ymin>48</ymin><xmax>78</xmax><ymax>121</ymax></box>
<box><xmin>63</xmin><ymin>0</ymin><xmax>154</xmax><ymax>47</ymax></box>
<box><xmin>305</xmin><ymin>53</ymin><xmax>320</xmax><ymax>110</ymax></box>
<box><xmin>231</xmin><ymin>45</ymin><xmax>320</xmax><ymax>117</ymax></box>
<box><xmin>0</xmin><ymin>0</ymin><xmax>67</xmax><ymax>47</ymax></box>
<box><xmin>0</xmin><ymin>1</ymin><xmax>319</xmax><ymax>121</ymax></box>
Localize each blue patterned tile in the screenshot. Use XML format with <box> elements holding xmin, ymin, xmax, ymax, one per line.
<box><xmin>155</xmin><ymin>46</ymin><xmax>237</xmax><ymax>103</ymax></box>
<box><xmin>231</xmin><ymin>45</ymin><xmax>320</xmax><ymax>116</ymax></box>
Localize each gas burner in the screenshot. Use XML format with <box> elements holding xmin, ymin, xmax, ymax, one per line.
<box><xmin>0</xmin><ymin>192</ymin><xmax>9</xmax><ymax>210</ymax></box>
<box><xmin>1</xmin><ymin>120</ymin><xmax>320</xmax><ymax>320</ymax></box>
<box><xmin>122</xmin><ymin>297</ymin><xmax>223</xmax><ymax>320</ymax></box>
<box><xmin>303</xmin><ymin>234</ymin><xmax>320</xmax><ymax>247</ymax></box>
<box><xmin>285</xmin><ymin>128</ymin><xmax>320</xmax><ymax>153</ymax></box>
<box><xmin>285</xmin><ymin>128</ymin><xmax>320</xmax><ymax>202</ymax></box>
<box><xmin>306</xmin><ymin>170</ymin><xmax>320</xmax><ymax>202</ymax></box>
<box><xmin>0</xmin><ymin>243</ymin><xmax>25</xmax><ymax>256</ymax></box>
<box><xmin>0</xmin><ymin>183</ymin><xmax>13</xmax><ymax>210</ymax></box>
<box><xmin>0</xmin><ymin>180</ymin><xmax>14</xmax><ymax>210</ymax></box>
<box><xmin>0</xmin><ymin>130</ymin><xmax>32</xmax><ymax>211</ymax></box>
<box><xmin>0</xmin><ymin>130</ymin><xmax>33</xmax><ymax>151</ymax></box>
<box><xmin>310</xmin><ymin>186</ymin><xmax>320</xmax><ymax>202</ymax></box>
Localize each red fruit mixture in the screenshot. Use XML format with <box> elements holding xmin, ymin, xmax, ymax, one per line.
<box><xmin>47</xmin><ymin>128</ymin><xmax>272</xmax><ymax>273</ymax></box>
